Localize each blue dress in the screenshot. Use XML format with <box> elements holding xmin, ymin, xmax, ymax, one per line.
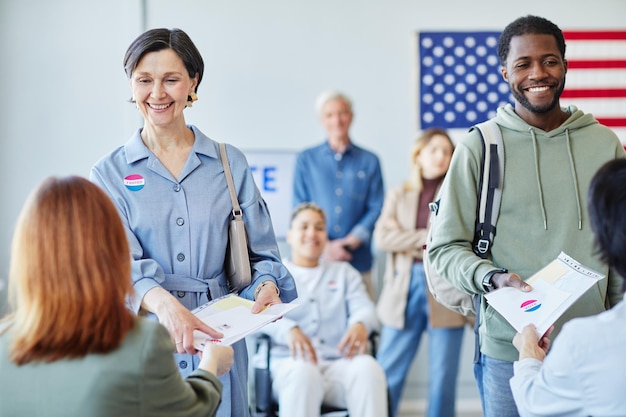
<box><xmin>91</xmin><ymin>125</ymin><xmax>297</xmax><ymax>417</ymax></box>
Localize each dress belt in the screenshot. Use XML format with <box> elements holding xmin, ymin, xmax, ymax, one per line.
<box><xmin>161</xmin><ymin>272</ymin><xmax>229</xmax><ymax>300</ymax></box>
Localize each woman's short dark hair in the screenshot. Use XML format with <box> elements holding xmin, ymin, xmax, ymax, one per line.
<box><xmin>123</xmin><ymin>28</ymin><xmax>204</xmax><ymax>92</ymax></box>
<box><xmin>588</xmin><ymin>158</ymin><xmax>626</xmax><ymax>290</ymax></box>
<box><xmin>497</xmin><ymin>15</ymin><xmax>566</xmax><ymax>66</ymax></box>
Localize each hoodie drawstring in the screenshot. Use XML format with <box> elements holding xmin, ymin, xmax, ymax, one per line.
<box><xmin>530</xmin><ymin>129</ymin><xmax>548</xmax><ymax>230</ymax></box>
<box><xmin>530</xmin><ymin>127</ymin><xmax>583</xmax><ymax>231</ymax></box>
<box><xmin>565</xmin><ymin>129</ymin><xmax>583</xmax><ymax>230</ymax></box>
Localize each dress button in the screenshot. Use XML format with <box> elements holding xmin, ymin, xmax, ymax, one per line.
<box><xmin>176</xmin><ymin>217</ymin><xmax>185</xmax><ymax>226</ymax></box>
<box><xmin>179</xmin><ymin>360</ymin><xmax>188</xmax><ymax>369</ymax></box>
<box><xmin>177</xmin><ymin>253</ymin><xmax>185</xmax><ymax>262</ymax></box>
<box><xmin>177</xmin><ymin>291</ymin><xmax>185</xmax><ymax>298</ymax></box>
<box><xmin>173</xmin><ymin>184</ymin><xmax>181</xmax><ymax>192</ymax></box>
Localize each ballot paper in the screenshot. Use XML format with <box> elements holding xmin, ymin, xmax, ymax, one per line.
<box><xmin>484</xmin><ymin>252</ymin><xmax>604</xmax><ymax>336</ymax></box>
<box><xmin>191</xmin><ymin>294</ymin><xmax>300</xmax><ymax>349</ymax></box>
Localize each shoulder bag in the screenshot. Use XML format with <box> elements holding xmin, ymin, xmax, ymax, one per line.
<box><xmin>219</xmin><ymin>143</ymin><xmax>252</xmax><ymax>292</ymax></box>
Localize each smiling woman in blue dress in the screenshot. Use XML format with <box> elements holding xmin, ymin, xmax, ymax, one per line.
<box><xmin>90</xmin><ymin>28</ymin><xmax>296</xmax><ymax>417</ymax></box>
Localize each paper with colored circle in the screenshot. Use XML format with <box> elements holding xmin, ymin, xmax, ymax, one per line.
<box><xmin>484</xmin><ymin>252</ymin><xmax>604</xmax><ymax>336</ymax></box>
<box><xmin>190</xmin><ymin>294</ymin><xmax>300</xmax><ymax>349</ymax></box>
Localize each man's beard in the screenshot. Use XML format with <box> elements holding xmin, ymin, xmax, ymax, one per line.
<box><xmin>511</xmin><ymin>77</ymin><xmax>566</xmax><ymax>114</ymax></box>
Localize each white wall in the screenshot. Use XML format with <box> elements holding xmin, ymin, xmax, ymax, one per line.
<box><xmin>3</xmin><ymin>0</ymin><xmax>624</xmax><ymax>301</ymax></box>
<box><xmin>1</xmin><ymin>0</ymin><xmax>624</xmax><ymax>410</ymax></box>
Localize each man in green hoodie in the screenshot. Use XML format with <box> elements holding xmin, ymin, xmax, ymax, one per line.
<box><xmin>427</xmin><ymin>15</ymin><xmax>625</xmax><ymax>417</ymax></box>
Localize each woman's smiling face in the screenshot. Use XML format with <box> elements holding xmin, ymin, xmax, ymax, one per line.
<box><xmin>130</xmin><ymin>48</ymin><xmax>198</xmax><ymax>128</ymax></box>
<box><xmin>287</xmin><ymin>208</ymin><xmax>328</xmax><ymax>267</ymax></box>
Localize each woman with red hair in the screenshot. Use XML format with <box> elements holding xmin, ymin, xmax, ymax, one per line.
<box><xmin>0</xmin><ymin>176</ymin><xmax>233</xmax><ymax>417</ymax></box>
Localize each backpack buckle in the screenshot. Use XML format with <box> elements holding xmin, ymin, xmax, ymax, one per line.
<box><xmin>476</xmin><ymin>239</ymin><xmax>490</xmax><ymax>254</ymax></box>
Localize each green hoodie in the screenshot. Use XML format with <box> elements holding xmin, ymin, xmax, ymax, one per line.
<box><xmin>429</xmin><ymin>104</ymin><xmax>625</xmax><ymax>362</ymax></box>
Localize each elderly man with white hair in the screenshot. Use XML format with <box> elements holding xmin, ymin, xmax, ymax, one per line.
<box><xmin>292</xmin><ymin>90</ymin><xmax>384</xmax><ymax>300</ymax></box>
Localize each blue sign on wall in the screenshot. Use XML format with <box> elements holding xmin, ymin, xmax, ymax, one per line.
<box><xmin>243</xmin><ymin>150</ymin><xmax>297</xmax><ymax>239</ymax></box>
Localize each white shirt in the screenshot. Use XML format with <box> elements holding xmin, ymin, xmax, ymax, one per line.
<box><xmin>510</xmin><ymin>300</ymin><xmax>626</xmax><ymax>416</ymax></box>
<box><xmin>259</xmin><ymin>259</ymin><xmax>378</xmax><ymax>361</ymax></box>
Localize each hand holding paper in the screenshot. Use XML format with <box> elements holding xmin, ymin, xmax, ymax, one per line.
<box><xmin>484</xmin><ymin>252</ymin><xmax>604</xmax><ymax>336</ymax></box>
<box><xmin>191</xmin><ymin>294</ymin><xmax>300</xmax><ymax>349</ymax></box>
<box><xmin>512</xmin><ymin>324</ymin><xmax>553</xmax><ymax>361</ymax></box>
<box><xmin>485</xmin><ymin>280</ymin><xmax>571</xmax><ymax>335</ymax></box>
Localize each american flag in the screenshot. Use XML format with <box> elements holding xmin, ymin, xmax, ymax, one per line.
<box><xmin>560</xmin><ymin>30</ymin><xmax>626</xmax><ymax>141</ymax></box>
<box><xmin>419</xmin><ymin>30</ymin><xmax>626</xmax><ymax>144</ymax></box>
<box><xmin>418</xmin><ymin>31</ymin><xmax>510</xmax><ymax>130</ymax></box>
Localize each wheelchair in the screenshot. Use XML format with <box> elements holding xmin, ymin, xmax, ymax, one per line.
<box><xmin>250</xmin><ymin>332</ymin><xmax>382</xmax><ymax>417</ymax></box>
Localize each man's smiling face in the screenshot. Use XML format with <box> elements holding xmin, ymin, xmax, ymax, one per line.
<box><xmin>501</xmin><ymin>33</ymin><xmax>568</xmax><ymax>116</ymax></box>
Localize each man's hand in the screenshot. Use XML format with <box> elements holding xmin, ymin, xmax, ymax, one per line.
<box><xmin>492</xmin><ymin>271</ymin><xmax>532</xmax><ymax>292</ymax></box>
<box><xmin>323</xmin><ymin>239</ymin><xmax>353</xmax><ymax>262</ymax></box>
<box><xmin>323</xmin><ymin>234</ymin><xmax>362</xmax><ymax>262</ymax></box>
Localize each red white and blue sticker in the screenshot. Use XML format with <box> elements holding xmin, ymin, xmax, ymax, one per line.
<box><xmin>124</xmin><ymin>174</ymin><xmax>145</xmax><ymax>191</ymax></box>
<box><xmin>520</xmin><ymin>299</ymin><xmax>541</xmax><ymax>313</ymax></box>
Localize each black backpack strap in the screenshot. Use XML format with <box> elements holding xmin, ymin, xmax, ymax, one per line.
<box><xmin>471</xmin><ymin>120</ymin><xmax>504</xmax><ymax>364</ymax></box>
<box><xmin>473</xmin><ymin>120</ymin><xmax>504</xmax><ymax>258</ymax></box>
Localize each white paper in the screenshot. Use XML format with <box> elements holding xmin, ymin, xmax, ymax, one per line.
<box><xmin>485</xmin><ymin>280</ymin><xmax>571</xmax><ymax>335</ymax></box>
<box><xmin>191</xmin><ymin>294</ymin><xmax>300</xmax><ymax>349</ymax></box>
<box><xmin>484</xmin><ymin>252</ymin><xmax>604</xmax><ymax>335</ymax></box>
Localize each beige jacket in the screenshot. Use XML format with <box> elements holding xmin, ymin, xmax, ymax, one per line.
<box><xmin>374</xmin><ymin>185</ymin><xmax>467</xmax><ymax>329</ymax></box>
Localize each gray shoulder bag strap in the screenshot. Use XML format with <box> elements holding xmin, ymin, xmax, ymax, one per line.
<box><xmin>219</xmin><ymin>143</ymin><xmax>252</xmax><ymax>292</ymax></box>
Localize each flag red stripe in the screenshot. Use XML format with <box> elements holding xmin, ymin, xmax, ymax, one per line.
<box><xmin>568</xmin><ymin>60</ymin><xmax>626</xmax><ymax>69</ymax></box>
<box><xmin>561</xmin><ymin>88</ymin><xmax>626</xmax><ymax>98</ymax></box>
<box><xmin>563</xmin><ymin>31</ymin><xmax>626</xmax><ymax>40</ymax></box>
<box><xmin>595</xmin><ymin>117</ymin><xmax>626</xmax><ymax>127</ymax></box>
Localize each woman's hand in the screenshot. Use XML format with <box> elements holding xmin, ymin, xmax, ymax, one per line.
<box><xmin>143</xmin><ymin>287</ymin><xmax>224</xmax><ymax>354</ymax></box>
<box><xmin>512</xmin><ymin>324</ymin><xmax>553</xmax><ymax>361</ymax></box>
<box><xmin>251</xmin><ymin>281</ymin><xmax>281</xmax><ymax>313</ymax></box>
<box><xmin>198</xmin><ymin>343</ymin><xmax>234</xmax><ymax>376</ymax></box>
<box><xmin>288</xmin><ymin>326</ymin><xmax>317</xmax><ymax>363</ymax></box>
<box><xmin>338</xmin><ymin>322</ymin><xmax>368</xmax><ymax>358</ymax></box>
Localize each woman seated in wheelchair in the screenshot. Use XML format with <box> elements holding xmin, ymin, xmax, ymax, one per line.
<box><xmin>256</xmin><ymin>202</ymin><xmax>388</xmax><ymax>417</ymax></box>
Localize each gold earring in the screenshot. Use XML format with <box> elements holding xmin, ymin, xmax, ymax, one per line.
<box><xmin>187</xmin><ymin>92</ymin><xmax>198</xmax><ymax>107</ymax></box>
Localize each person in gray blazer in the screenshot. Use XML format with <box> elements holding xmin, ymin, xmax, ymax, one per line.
<box><xmin>0</xmin><ymin>176</ymin><xmax>233</xmax><ymax>417</ymax></box>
